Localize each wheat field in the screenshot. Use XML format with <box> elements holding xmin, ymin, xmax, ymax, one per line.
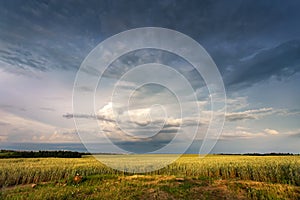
<box><xmin>1</xmin><ymin>155</ymin><xmax>300</xmax><ymax>199</ymax></box>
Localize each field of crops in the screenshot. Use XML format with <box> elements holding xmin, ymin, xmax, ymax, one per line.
<box><xmin>1</xmin><ymin>155</ymin><xmax>300</xmax><ymax>199</ymax></box>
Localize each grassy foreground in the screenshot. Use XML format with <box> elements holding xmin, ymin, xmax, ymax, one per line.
<box><xmin>0</xmin><ymin>155</ymin><xmax>300</xmax><ymax>199</ymax></box>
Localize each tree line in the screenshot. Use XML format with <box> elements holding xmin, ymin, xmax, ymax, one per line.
<box><xmin>0</xmin><ymin>150</ymin><xmax>90</xmax><ymax>158</ymax></box>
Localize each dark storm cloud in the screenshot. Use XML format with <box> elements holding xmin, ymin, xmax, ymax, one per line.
<box><xmin>112</xmin><ymin>128</ymin><xmax>177</xmax><ymax>153</ymax></box>
<box><xmin>104</xmin><ymin>49</ymin><xmax>206</xmax><ymax>91</ymax></box>
<box><xmin>0</xmin><ymin>0</ymin><xmax>101</xmax><ymax>72</ymax></box>
<box><xmin>1</xmin><ymin>0</ymin><xmax>300</xmax><ymax>90</ymax></box>
<box><xmin>39</xmin><ymin>107</ymin><xmax>56</xmax><ymax>112</ymax></box>
<box><xmin>63</xmin><ymin>113</ymin><xmax>95</xmax><ymax>119</ymax></box>
<box><xmin>62</xmin><ymin>113</ymin><xmax>116</xmax><ymax>122</ymax></box>
<box><xmin>226</xmin><ymin>40</ymin><xmax>300</xmax><ymax>90</ymax></box>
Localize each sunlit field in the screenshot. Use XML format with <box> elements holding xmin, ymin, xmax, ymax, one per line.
<box><xmin>1</xmin><ymin>155</ymin><xmax>300</xmax><ymax>199</ymax></box>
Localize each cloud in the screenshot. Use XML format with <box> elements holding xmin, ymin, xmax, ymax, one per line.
<box><xmin>290</xmin><ymin>133</ymin><xmax>300</xmax><ymax>138</ymax></box>
<box><xmin>0</xmin><ymin>1</ymin><xmax>299</xmax><ymax>155</ymax></box>
<box><xmin>0</xmin><ymin>1</ymin><xmax>98</xmax><ymax>75</ymax></box>
<box><xmin>274</xmin><ymin>108</ymin><xmax>300</xmax><ymax>116</ymax></box>
<box><xmin>0</xmin><ymin>135</ymin><xmax>8</xmax><ymax>142</ymax></box>
<box><xmin>77</xmin><ymin>86</ymin><xmax>94</xmax><ymax>92</ymax></box>
<box><xmin>63</xmin><ymin>101</ymin><xmax>204</xmax><ymax>146</ymax></box>
<box><xmin>0</xmin><ymin>121</ymin><xmax>10</xmax><ymax>126</ymax></box>
<box><xmin>101</xmin><ymin>49</ymin><xmax>205</xmax><ymax>90</ymax></box>
<box><xmin>0</xmin><ymin>110</ymin><xmax>79</xmax><ymax>143</ymax></box>
<box><xmin>264</xmin><ymin>128</ymin><xmax>279</xmax><ymax>135</ymax></box>
<box><xmin>63</xmin><ymin>98</ymin><xmax>298</xmax><ymax>144</ymax></box>
<box><xmin>48</xmin><ymin>129</ymin><xmax>79</xmax><ymax>143</ymax></box>
<box><xmin>64</xmin><ymin>101</ymin><xmax>202</xmax><ymax>127</ymax></box>
<box><xmin>221</xmin><ymin>130</ymin><xmax>265</xmax><ymax>140</ymax></box>
<box><xmin>39</xmin><ymin>107</ymin><xmax>56</xmax><ymax>112</ymax></box>
<box><xmin>1</xmin><ymin>0</ymin><xmax>299</xmax><ymax>93</ymax></box>
<box><xmin>225</xmin><ymin>107</ymin><xmax>273</xmax><ymax>121</ymax></box>
<box><xmin>226</xmin><ymin>40</ymin><xmax>300</xmax><ymax>90</ymax></box>
<box><xmin>225</xmin><ymin>106</ymin><xmax>300</xmax><ymax>122</ymax></box>
<box><xmin>62</xmin><ymin>113</ymin><xmax>116</xmax><ymax>123</ymax></box>
<box><xmin>225</xmin><ymin>97</ymin><xmax>249</xmax><ymax>111</ymax></box>
<box><xmin>30</xmin><ymin>129</ymin><xmax>80</xmax><ymax>143</ymax></box>
<box><xmin>220</xmin><ymin>126</ymin><xmax>281</xmax><ymax>140</ymax></box>
<box><xmin>285</xmin><ymin>129</ymin><xmax>300</xmax><ymax>138</ymax></box>
<box><xmin>0</xmin><ymin>104</ymin><xmax>27</xmax><ymax>112</ymax></box>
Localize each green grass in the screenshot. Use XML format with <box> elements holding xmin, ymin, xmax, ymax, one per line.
<box><xmin>0</xmin><ymin>155</ymin><xmax>300</xmax><ymax>199</ymax></box>
<box><xmin>1</xmin><ymin>175</ymin><xmax>299</xmax><ymax>199</ymax></box>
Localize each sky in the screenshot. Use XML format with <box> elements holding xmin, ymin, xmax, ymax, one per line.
<box><xmin>0</xmin><ymin>0</ymin><xmax>299</xmax><ymax>154</ymax></box>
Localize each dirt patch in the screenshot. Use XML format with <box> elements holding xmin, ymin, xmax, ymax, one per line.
<box><xmin>192</xmin><ymin>180</ymin><xmax>248</xmax><ymax>200</ymax></box>
<box><xmin>141</xmin><ymin>188</ymin><xmax>175</xmax><ymax>200</ymax></box>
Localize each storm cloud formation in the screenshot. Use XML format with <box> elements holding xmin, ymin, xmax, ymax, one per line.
<box><xmin>0</xmin><ymin>0</ymin><xmax>299</xmax><ymax>153</ymax></box>
<box><xmin>1</xmin><ymin>0</ymin><xmax>300</xmax><ymax>89</ymax></box>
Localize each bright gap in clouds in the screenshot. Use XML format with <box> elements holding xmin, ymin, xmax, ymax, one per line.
<box><xmin>76</xmin><ymin>49</ymin><xmax>211</xmax><ymax>154</ymax></box>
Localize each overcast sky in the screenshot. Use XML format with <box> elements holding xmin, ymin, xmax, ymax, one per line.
<box><xmin>0</xmin><ymin>0</ymin><xmax>299</xmax><ymax>153</ymax></box>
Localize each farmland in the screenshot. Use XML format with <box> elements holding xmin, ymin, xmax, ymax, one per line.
<box><xmin>1</xmin><ymin>155</ymin><xmax>300</xmax><ymax>199</ymax></box>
